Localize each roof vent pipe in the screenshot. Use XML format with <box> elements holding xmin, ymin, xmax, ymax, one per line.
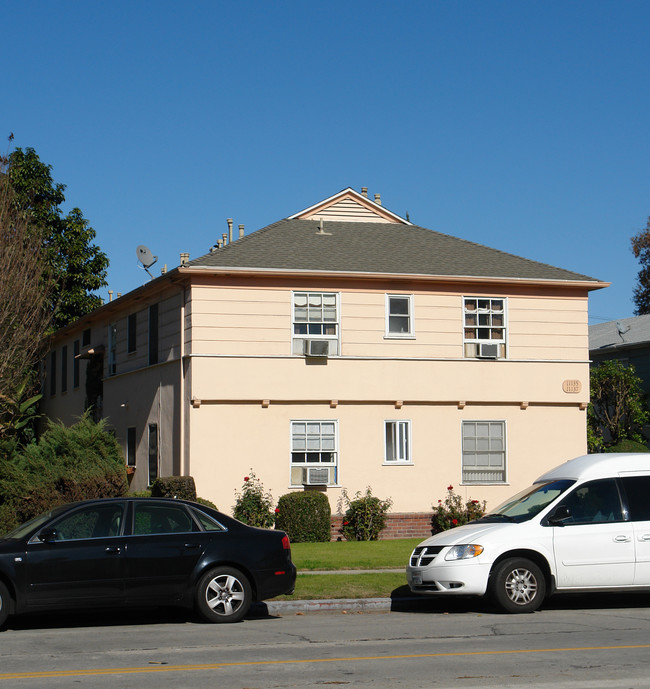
<box><xmin>361</xmin><ymin>187</ymin><xmax>368</xmax><ymax>197</ymax></box>
<box><xmin>374</xmin><ymin>193</ymin><xmax>381</xmax><ymax>206</ymax></box>
<box><xmin>108</xmin><ymin>290</ymin><xmax>113</xmax><ymax>302</ymax></box>
<box><xmin>227</xmin><ymin>218</ymin><xmax>233</xmax><ymax>243</ymax></box>
<box><xmin>222</xmin><ymin>233</ymin><xmax>228</xmax><ymax>246</ymax></box>
<box><xmin>239</xmin><ymin>224</ymin><xmax>245</xmax><ymax>239</ymax></box>
<box><xmin>180</xmin><ymin>252</ymin><xmax>190</xmax><ymax>266</ymax></box>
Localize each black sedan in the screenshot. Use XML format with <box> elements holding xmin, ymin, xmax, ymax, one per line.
<box><xmin>0</xmin><ymin>497</ymin><xmax>296</xmax><ymax>626</ymax></box>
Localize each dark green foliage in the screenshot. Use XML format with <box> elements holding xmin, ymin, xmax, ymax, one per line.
<box><xmin>151</xmin><ymin>476</ymin><xmax>197</xmax><ymax>501</ymax></box>
<box><xmin>588</xmin><ymin>360</ymin><xmax>649</xmax><ymax>452</ymax></box>
<box><xmin>232</xmin><ymin>471</ymin><xmax>274</xmax><ymax>528</ymax></box>
<box><xmin>631</xmin><ymin>217</ymin><xmax>650</xmax><ymax>315</ymax></box>
<box><xmin>275</xmin><ymin>491</ymin><xmax>331</xmax><ymax>542</ymax></box>
<box><xmin>0</xmin><ymin>414</ymin><xmax>127</xmax><ymax>534</ymax></box>
<box><xmin>604</xmin><ymin>439</ymin><xmax>650</xmax><ymax>453</ymax></box>
<box><xmin>194</xmin><ymin>496</ymin><xmax>218</xmax><ymax>510</ymax></box>
<box><xmin>431</xmin><ymin>485</ymin><xmax>487</xmax><ymax>534</ymax></box>
<box><xmin>337</xmin><ymin>487</ymin><xmax>393</xmax><ymax>541</ymax></box>
<box><xmin>7</xmin><ymin>147</ymin><xmax>109</xmax><ymax>330</ymax></box>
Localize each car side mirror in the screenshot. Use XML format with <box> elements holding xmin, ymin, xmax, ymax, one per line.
<box><xmin>38</xmin><ymin>528</ymin><xmax>58</xmax><ymax>543</ymax></box>
<box><xmin>547</xmin><ymin>505</ymin><xmax>571</xmax><ymax>526</ymax></box>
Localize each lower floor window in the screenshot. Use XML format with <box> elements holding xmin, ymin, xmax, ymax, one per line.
<box><xmin>385</xmin><ymin>420</ymin><xmax>411</xmax><ymax>463</ymax></box>
<box><xmin>290</xmin><ymin>420</ymin><xmax>337</xmax><ymax>486</ymax></box>
<box><xmin>462</xmin><ymin>421</ymin><xmax>506</xmax><ymax>483</ymax></box>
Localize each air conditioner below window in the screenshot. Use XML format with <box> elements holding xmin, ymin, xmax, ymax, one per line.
<box><xmin>478</xmin><ymin>343</ymin><xmax>499</xmax><ymax>359</ymax></box>
<box><xmin>303</xmin><ymin>467</ymin><xmax>330</xmax><ymax>485</ymax></box>
<box><xmin>304</xmin><ymin>339</ymin><xmax>330</xmax><ymax>357</ymax></box>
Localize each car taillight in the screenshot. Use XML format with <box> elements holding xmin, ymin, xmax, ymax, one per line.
<box><xmin>282</xmin><ymin>534</ymin><xmax>290</xmax><ymax>550</ymax></box>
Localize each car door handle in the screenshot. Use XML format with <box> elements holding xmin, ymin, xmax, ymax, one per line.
<box><xmin>105</xmin><ymin>546</ymin><xmax>121</xmax><ymax>554</ymax></box>
<box><xmin>184</xmin><ymin>543</ymin><xmax>201</xmax><ymax>549</ymax></box>
<box><xmin>639</xmin><ymin>534</ymin><xmax>650</xmax><ymax>541</ymax></box>
<box><xmin>614</xmin><ymin>535</ymin><xmax>632</xmax><ymax>543</ymax></box>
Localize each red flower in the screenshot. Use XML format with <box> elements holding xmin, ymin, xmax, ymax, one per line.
<box><xmin>438</xmin><ymin>499</ymin><xmax>442</xmax><ymax>503</ymax></box>
<box><xmin>275</xmin><ymin>508</ymin><xmax>280</xmax><ymax>514</ymax></box>
<box><xmin>343</xmin><ymin>521</ymin><xmax>349</xmax><ymax>526</ymax></box>
<box><xmin>447</xmin><ymin>485</ymin><xmax>453</xmax><ymax>491</ymax></box>
<box><xmin>244</xmin><ymin>476</ymin><xmax>250</xmax><ymax>481</ymax></box>
<box><xmin>471</xmin><ymin>499</ymin><xmax>479</xmax><ymax>504</ymax></box>
<box><xmin>452</xmin><ymin>518</ymin><xmax>458</xmax><ymax>525</ymax></box>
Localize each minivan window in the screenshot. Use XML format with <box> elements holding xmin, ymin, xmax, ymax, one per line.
<box><xmin>480</xmin><ymin>480</ymin><xmax>574</xmax><ymax>523</ymax></box>
<box><xmin>620</xmin><ymin>476</ymin><xmax>650</xmax><ymax>521</ymax></box>
<box><xmin>555</xmin><ymin>479</ymin><xmax>624</xmax><ymax>524</ymax></box>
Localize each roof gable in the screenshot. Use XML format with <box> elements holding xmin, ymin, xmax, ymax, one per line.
<box><xmin>288</xmin><ymin>187</ymin><xmax>409</xmax><ymax>225</ymax></box>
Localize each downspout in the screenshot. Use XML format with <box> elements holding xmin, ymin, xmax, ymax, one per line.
<box><xmin>179</xmin><ymin>285</ymin><xmax>187</xmax><ymax>476</ymax></box>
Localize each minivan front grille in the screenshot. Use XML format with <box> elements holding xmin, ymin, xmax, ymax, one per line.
<box><xmin>410</xmin><ymin>545</ymin><xmax>444</xmax><ymax>567</ymax></box>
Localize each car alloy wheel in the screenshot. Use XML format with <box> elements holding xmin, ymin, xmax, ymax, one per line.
<box><xmin>489</xmin><ymin>557</ymin><xmax>546</xmax><ymax>614</ymax></box>
<box><xmin>196</xmin><ymin>566</ymin><xmax>252</xmax><ymax>623</ymax></box>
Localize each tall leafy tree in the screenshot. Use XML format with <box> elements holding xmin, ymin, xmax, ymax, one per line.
<box><xmin>631</xmin><ymin>217</ymin><xmax>650</xmax><ymax>315</ymax></box>
<box><xmin>7</xmin><ymin>147</ymin><xmax>109</xmax><ymax>330</ymax></box>
<box><xmin>587</xmin><ymin>360</ymin><xmax>649</xmax><ymax>451</ymax></box>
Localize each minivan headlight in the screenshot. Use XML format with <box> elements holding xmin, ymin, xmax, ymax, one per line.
<box><xmin>444</xmin><ymin>544</ymin><xmax>484</xmax><ymax>561</ymax></box>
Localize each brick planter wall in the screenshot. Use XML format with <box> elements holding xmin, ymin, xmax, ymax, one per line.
<box><xmin>330</xmin><ymin>512</ymin><xmax>433</xmax><ymax>541</ymax></box>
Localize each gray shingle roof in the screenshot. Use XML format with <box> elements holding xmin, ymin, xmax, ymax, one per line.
<box><xmin>589</xmin><ymin>315</ymin><xmax>650</xmax><ymax>350</ymax></box>
<box><xmin>189</xmin><ymin>218</ymin><xmax>598</xmax><ymax>283</ymax></box>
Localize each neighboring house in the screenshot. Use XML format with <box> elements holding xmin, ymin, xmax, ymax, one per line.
<box><xmin>40</xmin><ymin>188</ymin><xmax>607</xmax><ymax>530</ymax></box>
<box><xmin>589</xmin><ymin>315</ymin><xmax>650</xmax><ymax>397</ymax></box>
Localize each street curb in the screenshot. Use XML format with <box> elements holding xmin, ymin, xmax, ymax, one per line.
<box><xmin>251</xmin><ymin>596</ymin><xmax>437</xmax><ymax>616</ymax></box>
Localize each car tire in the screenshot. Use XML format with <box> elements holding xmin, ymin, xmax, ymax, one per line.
<box><xmin>0</xmin><ymin>581</ymin><xmax>10</xmax><ymax>628</ymax></box>
<box><xmin>488</xmin><ymin>557</ymin><xmax>546</xmax><ymax>614</ymax></box>
<box><xmin>195</xmin><ymin>566</ymin><xmax>252</xmax><ymax>623</ymax></box>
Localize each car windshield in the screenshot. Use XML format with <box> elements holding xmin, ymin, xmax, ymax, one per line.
<box><xmin>2</xmin><ymin>504</ymin><xmax>71</xmax><ymax>540</ymax></box>
<box><xmin>479</xmin><ymin>479</ymin><xmax>575</xmax><ymax>524</ymax></box>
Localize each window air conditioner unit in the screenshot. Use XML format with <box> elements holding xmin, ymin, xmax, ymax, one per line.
<box><xmin>304</xmin><ymin>467</ymin><xmax>330</xmax><ymax>485</ymax></box>
<box><xmin>478</xmin><ymin>343</ymin><xmax>499</xmax><ymax>359</ymax></box>
<box><xmin>304</xmin><ymin>339</ymin><xmax>329</xmax><ymax>357</ymax></box>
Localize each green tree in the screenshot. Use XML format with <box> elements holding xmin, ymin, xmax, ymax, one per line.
<box><xmin>7</xmin><ymin>147</ymin><xmax>109</xmax><ymax>330</ymax></box>
<box><xmin>587</xmin><ymin>360</ymin><xmax>649</xmax><ymax>451</ymax></box>
<box><xmin>631</xmin><ymin>217</ymin><xmax>650</xmax><ymax>315</ymax></box>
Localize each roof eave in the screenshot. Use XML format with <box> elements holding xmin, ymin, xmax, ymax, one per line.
<box><xmin>179</xmin><ymin>265</ymin><xmax>609</xmax><ymax>290</ymax></box>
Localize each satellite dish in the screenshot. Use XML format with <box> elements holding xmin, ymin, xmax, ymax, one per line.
<box><xmin>136</xmin><ymin>245</ymin><xmax>158</xmax><ymax>280</ymax></box>
<box><xmin>616</xmin><ymin>321</ymin><xmax>630</xmax><ymax>340</ymax></box>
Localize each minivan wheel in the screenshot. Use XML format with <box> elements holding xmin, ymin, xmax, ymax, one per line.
<box><xmin>488</xmin><ymin>557</ymin><xmax>546</xmax><ymax>614</ymax></box>
<box><xmin>0</xmin><ymin>581</ymin><xmax>10</xmax><ymax>628</ymax></box>
<box><xmin>195</xmin><ymin>567</ymin><xmax>252</xmax><ymax>623</ymax></box>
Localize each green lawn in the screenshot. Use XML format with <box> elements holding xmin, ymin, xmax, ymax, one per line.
<box><xmin>274</xmin><ymin>572</ymin><xmax>410</xmax><ymax>600</ymax></box>
<box><xmin>290</xmin><ymin>537</ymin><xmax>421</xmax><ymax>571</ymax></box>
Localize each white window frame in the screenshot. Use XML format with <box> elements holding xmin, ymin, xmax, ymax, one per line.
<box><xmin>385</xmin><ymin>294</ymin><xmax>415</xmax><ymax>338</ymax></box>
<box><xmin>461</xmin><ymin>420</ymin><xmax>507</xmax><ymax>484</ymax></box>
<box><xmin>463</xmin><ymin>297</ymin><xmax>507</xmax><ymax>358</ymax></box>
<box><xmin>290</xmin><ymin>420</ymin><xmax>338</xmax><ymax>486</ymax></box>
<box><xmin>384</xmin><ymin>420</ymin><xmax>412</xmax><ymax>464</ymax></box>
<box><xmin>291</xmin><ymin>292</ymin><xmax>340</xmax><ymax>356</ymax></box>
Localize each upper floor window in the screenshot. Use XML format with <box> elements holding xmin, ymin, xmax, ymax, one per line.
<box><xmin>385</xmin><ymin>295</ymin><xmax>414</xmax><ymax>338</ymax></box>
<box><xmin>73</xmin><ymin>340</ymin><xmax>80</xmax><ymax>388</ymax></box>
<box><xmin>127</xmin><ymin>313</ymin><xmax>137</xmax><ymax>353</ymax></box>
<box><xmin>462</xmin><ymin>421</ymin><xmax>506</xmax><ymax>484</ymax></box>
<box><xmin>384</xmin><ymin>420</ymin><xmax>411</xmax><ymax>463</ymax></box>
<box><xmin>290</xmin><ymin>420</ymin><xmax>338</xmax><ymax>486</ymax></box>
<box><xmin>108</xmin><ymin>324</ymin><xmax>117</xmax><ymax>376</ymax></box>
<box><xmin>463</xmin><ymin>297</ymin><xmax>506</xmax><ymax>359</ymax></box>
<box><xmin>148</xmin><ymin>304</ymin><xmax>159</xmax><ymax>365</ymax></box>
<box><xmin>292</xmin><ymin>292</ymin><xmax>339</xmax><ymax>356</ymax></box>
<box><xmin>61</xmin><ymin>345</ymin><xmax>68</xmax><ymax>393</ymax></box>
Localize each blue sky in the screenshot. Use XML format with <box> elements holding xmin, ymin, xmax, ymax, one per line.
<box><xmin>4</xmin><ymin>1</ymin><xmax>649</xmax><ymax>323</ymax></box>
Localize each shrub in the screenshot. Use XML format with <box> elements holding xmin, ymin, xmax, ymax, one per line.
<box><xmin>431</xmin><ymin>484</ymin><xmax>486</xmax><ymax>534</ymax></box>
<box><xmin>232</xmin><ymin>471</ymin><xmax>274</xmax><ymax>528</ymax></box>
<box><xmin>151</xmin><ymin>476</ymin><xmax>197</xmax><ymax>500</ymax></box>
<box><xmin>604</xmin><ymin>439</ymin><xmax>650</xmax><ymax>453</ymax></box>
<box><xmin>275</xmin><ymin>491</ymin><xmax>331</xmax><ymax>542</ymax></box>
<box><xmin>194</xmin><ymin>496</ymin><xmax>218</xmax><ymax>510</ymax></box>
<box><xmin>0</xmin><ymin>414</ymin><xmax>128</xmax><ymax>534</ymax></box>
<box><xmin>337</xmin><ymin>487</ymin><xmax>393</xmax><ymax>541</ymax></box>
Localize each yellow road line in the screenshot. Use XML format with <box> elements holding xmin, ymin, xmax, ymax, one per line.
<box><xmin>2</xmin><ymin>644</ymin><xmax>649</xmax><ymax>681</ymax></box>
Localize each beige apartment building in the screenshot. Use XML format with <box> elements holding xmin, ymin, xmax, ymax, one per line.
<box><xmin>40</xmin><ymin>188</ymin><xmax>607</xmax><ymax>526</ymax></box>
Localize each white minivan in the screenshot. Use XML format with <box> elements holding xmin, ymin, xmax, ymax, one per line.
<box><xmin>406</xmin><ymin>453</ymin><xmax>650</xmax><ymax>613</ymax></box>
